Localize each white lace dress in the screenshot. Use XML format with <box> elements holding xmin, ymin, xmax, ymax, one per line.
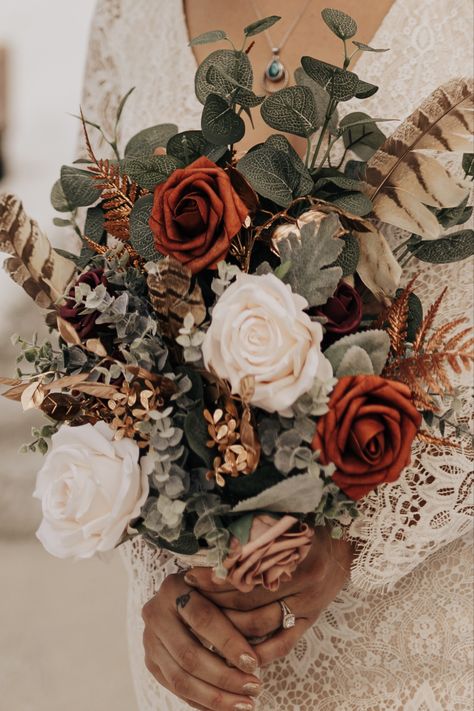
<box><xmin>80</xmin><ymin>1</ymin><xmax>474</xmax><ymax>709</ymax></box>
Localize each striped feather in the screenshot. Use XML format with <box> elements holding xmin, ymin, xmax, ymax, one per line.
<box><xmin>147</xmin><ymin>257</ymin><xmax>206</xmax><ymax>338</ymax></box>
<box><xmin>364</xmin><ymin>77</ymin><xmax>473</xmax><ymax>238</ymax></box>
<box><xmin>0</xmin><ymin>194</ymin><xmax>76</xmax><ymax>307</ymax></box>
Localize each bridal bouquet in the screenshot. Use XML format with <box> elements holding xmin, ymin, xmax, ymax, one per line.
<box><xmin>1</xmin><ymin>9</ymin><xmax>472</xmax><ymax>591</ymax></box>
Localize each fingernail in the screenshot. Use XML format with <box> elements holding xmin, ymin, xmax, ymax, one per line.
<box><xmin>234</xmin><ymin>704</ymin><xmax>254</xmax><ymax>711</ymax></box>
<box><xmin>239</xmin><ymin>654</ymin><xmax>259</xmax><ymax>673</ymax></box>
<box><xmin>242</xmin><ymin>682</ymin><xmax>261</xmax><ymax>696</ymax></box>
<box><xmin>184</xmin><ymin>573</ymin><xmax>197</xmax><ymax>586</ymax></box>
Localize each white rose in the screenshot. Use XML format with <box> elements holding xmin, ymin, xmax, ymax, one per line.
<box><xmin>202</xmin><ymin>273</ymin><xmax>332</xmax><ymax>415</ymax></box>
<box><xmin>33</xmin><ymin>422</ymin><xmax>148</xmax><ymax>559</ymax></box>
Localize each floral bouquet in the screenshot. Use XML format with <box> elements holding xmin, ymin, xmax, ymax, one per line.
<box><xmin>0</xmin><ymin>9</ymin><xmax>472</xmax><ymax>592</ymax></box>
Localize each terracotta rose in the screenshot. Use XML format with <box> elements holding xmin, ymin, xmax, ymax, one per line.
<box><xmin>149</xmin><ymin>156</ymin><xmax>248</xmax><ymax>273</ymax></box>
<box><xmin>312</xmin><ymin>375</ymin><xmax>421</xmax><ymax>500</ymax></box>
<box><xmin>221</xmin><ymin>514</ymin><xmax>314</xmax><ymax>593</ymax></box>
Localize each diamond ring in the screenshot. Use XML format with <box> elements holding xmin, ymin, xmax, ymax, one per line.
<box><xmin>279</xmin><ymin>599</ymin><xmax>296</xmax><ymax>629</ymax></box>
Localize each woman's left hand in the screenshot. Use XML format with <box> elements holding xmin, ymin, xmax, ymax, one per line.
<box><xmin>184</xmin><ymin>526</ymin><xmax>355</xmax><ymax>667</ymax></box>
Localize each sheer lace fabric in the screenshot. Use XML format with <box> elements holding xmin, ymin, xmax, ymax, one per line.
<box><xmin>80</xmin><ymin>1</ymin><xmax>474</xmax><ymax>708</ymax></box>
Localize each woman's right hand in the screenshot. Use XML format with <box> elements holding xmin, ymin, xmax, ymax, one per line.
<box><xmin>142</xmin><ymin>572</ymin><xmax>262</xmax><ymax>711</ymax></box>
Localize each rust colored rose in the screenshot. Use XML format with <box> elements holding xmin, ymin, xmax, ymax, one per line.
<box><xmin>221</xmin><ymin>514</ymin><xmax>314</xmax><ymax>593</ymax></box>
<box><xmin>59</xmin><ymin>268</ymin><xmax>108</xmax><ymax>339</ymax></box>
<box><xmin>149</xmin><ymin>156</ymin><xmax>248</xmax><ymax>274</ymax></box>
<box><xmin>315</xmin><ymin>282</ymin><xmax>362</xmax><ymax>343</ymax></box>
<box><xmin>312</xmin><ymin>375</ymin><xmax>421</xmax><ymax>500</ymax></box>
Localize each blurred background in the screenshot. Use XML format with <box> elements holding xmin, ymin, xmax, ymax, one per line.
<box><xmin>0</xmin><ymin>2</ymin><xmax>136</xmax><ymax>709</ymax></box>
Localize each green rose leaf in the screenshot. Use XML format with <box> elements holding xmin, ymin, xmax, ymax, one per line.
<box><xmin>280</xmin><ymin>213</ymin><xmax>344</xmax><ymax>306</ymax></box>
<box><xmin>407</xmin><ymin>229</ymin><xmax>474</xmax><ymax>264</ymax></box>
<box><xmin>244</xmin><ymin>15</ymin><xmax>281</xmax><ymax>37</ymax></box>
<box><xmin>330</xmin><ymin>191</ymin><xmax>373</xmax><ymax>216</ymax></box>
<box><xmin>352</xmin><ymin>40</ymin><xmax>389</xmax><ymax>53</ymax></box>
<box><xmin>301</xmin><ymin>56</ymin><xmax>359</xmax><ymax>102</ymax></box>
<box><xmin>195</xmin><ymin>49</ymin><xmax>253</xmax><ymax>104</ymax></box>
<box><xmin>189</xmin><ymin>29</ymin><xmax>227</xmax><ymax>46</ymax></box>
<box><xmin>124</xmin><ymin>123</ymin><xmax>178</xmax><ymax>157</ymax></box>
<box><xmin>50</xmin><ymin>179</ymin><xmax>71</xmax><ymax>212</ymax></box>
<box><xmin>321</xmin><ymin>8</ymin><xmax>357</xmax><ymax>39</ymax></box>
<box><xmin>121</xmin><ymin>155</ymin><xmax>182</xmax><ymax>190</ymax></box>
<box><xmin>339</xmin><ymin>111</ymin><xmax>386</xmax><ymax>160</ymax></box>
<box><xmin>324</xmin><ymin>330</ymin><xmax>390</xmax><ymax>376</ymax></box>
<box><xmin>129</xmin><ymin>194</ymin><xmax>163</xmax><ymax>261</ymax></box>
<box><xmin>60</xmin><ymin>165</ymin><xmax>101</xmax><ymax>208</ymax></box>
<box><xmin>201</xmin><ymin>94</ymin><xmax>245</xmax><ymax>145</ymax></box>
<box><xmin>462</xmin><ymin>152</ymin><xmax>474</xmax><ymax>177</ymax></box>
<box><xmin>260</xmin><ymin>85</ymin><xmax>318</xmax><ymax>137</ymax></box>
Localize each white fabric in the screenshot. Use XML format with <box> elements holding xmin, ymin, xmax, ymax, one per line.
<box><xmin>80</xmin><ymin>1</ymin><xmax>474</xmax><ymax>708</ymax></box>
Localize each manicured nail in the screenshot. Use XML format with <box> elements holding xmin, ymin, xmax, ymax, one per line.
<box><xmin>184</xmin><ymin>573</ymin><xmax>197</xmax><ymax>586</ymax></box>
<box><xmin>234</xmin><ymin>704</ymin><xmax>254</xmax><ymax>711</ymax></box>
<box><xmin>239</xmin><ymin>654</ymin><xmax>259</xmax><ymax>673</ymax></box>
<box><xmin>242</xmin><ymin>682</ymin><xmax>261</xmax><ymax>696</ymax></box>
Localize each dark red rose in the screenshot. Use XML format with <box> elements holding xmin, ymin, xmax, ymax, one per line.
<box><xmin>149</xmin><ymin>156</ymin><xmax>248</xmax><ymax>274</ymax></box>
<box><xmin>59</xmin><ymin>268</ymin><xmax>108</xmax><ymax>339</ymax></box>
<box><xmin>312</xmin><ymin>375</ymin><xmax>422</xmax><ymax>500</ymax></box>
<box><xmin>315</xmin><ymin>282</ymin><xmax>362</xmax><ymax>341</ymax></box>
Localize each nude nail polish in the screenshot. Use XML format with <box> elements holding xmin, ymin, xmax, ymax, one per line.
<box><xmin>239</xmin><ymin>654</ymin><xmax>259</xmax><ymax>673</ymax></box>
<box><xmin>242</xmin><ymin>682</ymin><xmax>261</xmax><ymax>696</ymax></box>
<box><xmin>184</xmin><ymin>573</ymin><xmax>197</xmax><ymax>585</ymax></box>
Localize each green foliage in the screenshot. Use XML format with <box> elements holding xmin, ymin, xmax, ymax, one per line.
<box><xmin>394</xmin><ymin>288</ymin><xmax>423</xmax><ymax>343</ymax></box>
<box><xmin>244</xmin><ymin>15</ymin><xmax>281</xmax><ymax>37</ymax></box>
<box><xmin>324</xmin><ymin>330</ymin><xmax>390</xmax><ymax>376</ymax></box>
<box><xmin>84</xmin><ymin>205</ymin><xmax>105</xmax><ymax>244</ymax></box>
<box><xmin>189</xmin><ymin>29</ymin><xmax>227</xmax><ymax>46</ymax></box>
<box><xmin>195</xmin><ymin>49</ymin><xmax>253</xmax><ymax>105</ymax></box>
<box><xmin>260</xmin><ymin>85</ymin><xmax>318</xmax><ymax>137</ymax></box>
<box><xmin>354</xmin><ymin>79</ymin><xmax>379</xmax><ymax>98</ymax></box>
<box><xmin>50</xmin><ymin>179</ymin><xmax>71</xmax><ymax>212</ymax></box>
<box><xmin>124</xmin><ymin>123</ymin><xmax>178</xmax><ymax>156</ymax></box>
<box><xmin>129</xmin><ymin>194</ymin><xmax>163</xmax><ymax>261</ymax></box>
<box><xmin>330</xmin><ymin>191</ymin><xmax>373</xmax><ymax>216</ymax></box>
<box><xmin>352</xmin><ymin>40</ymin><xmax>389</xmax><ymax>53</ymax></box>
<box><xmin>265</xmin><ymin>134</ymin><xmax>313</xmax><ymax>194</ymax></box>
<box><xmin>332</xmin><ymin>233</ymin><xmax>360</xmax><ymax>276</ymax></box>
<box><xmin>340</xmin><ymin>111</ymin><xmax>386</xmax><ymax>160</ymax></box>
<box><xmin>407</xmin><ymin>230</ymin><xmax>474</xmax><ymax>264</ymax></box>
<box><xmin>321</xmin><ymin>8</ymin><xmax>357</xmax><ymax>40</ymax></box>
<box><xmin>432</xmin><ymin>196</ymin><xmax>472</xmax><ymax>229</ymax></box>
<box><xmin>301</xmin><ymin>56</ymin><xmax>359</xmax><ymax>102</ymax></box>
<box><xmin>294</xmin><ymin>67</ymin><xmax>337</xmax><ymax>131</ymax></box>
<box><xmin>232</xmin><ymin>471</ymin><xmax>325</xmax><ymax>514</ymax></box>
<box><xmin>462</xmin><ymin>152</ymin><xmax>474</xmax><ymax>177</ymax></box>
<box><xmin>184</xmin><ymin>407</ymin><xmax>213</xmax><ymax>467</ymax></box>
<box><xmin>228</xmin><ymin>513</ymin><xmax>254</xmax><ymax>545</ymax></box>
<box><xmin>201</xmin><ymin>94</ymin><xmax>245</xmax><ymax>145</ymax></box>
<box><xmin>206</xmin><ymin>65</ymin><xmax>264</xmax><ymax>108</ymax></box>
<box><xmin>60</xmin><ymin>165</ymin><xmax>101</xmax><ymax>209</ymax></box>
<box><xmin>279</xmin><ymin>213</ymin><xmax>344</xmax><ymax>306</ymax></box>
<box><xmin>121</xmin><ymin>154</ymin><xmax>182</xmax><ymax>190</ymax></box>
<box><xmin>153</xmin><ymin>531</ymin><xmax>200</xmax><ymax>555</ymax></box>
<box><xmin>188</xmin><ymin>493</ymin><xmax>231</xmax><ymax>575</ymax></box>
<box><xmin>167</xmin><ymin>129</ymin><xmax>228</xmax><ymax>165</ymax></box>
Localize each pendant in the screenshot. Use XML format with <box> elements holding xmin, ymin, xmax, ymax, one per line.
<box><xmin>262</xmin><ymin>50</ymin><xmax>289</xmax><ymax>94</ymax></box>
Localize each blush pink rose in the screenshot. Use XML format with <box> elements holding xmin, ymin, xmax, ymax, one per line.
<box><xmin>222</xmin><ymin>514</ymin><xmax>314</xmax><ymax>593</ymax></box>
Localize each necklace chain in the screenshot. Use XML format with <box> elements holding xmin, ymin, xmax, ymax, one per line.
<box><xmin>249</xmin><ymin>0</ymin><xmax>312</xmax><ymax>52</ymax></box>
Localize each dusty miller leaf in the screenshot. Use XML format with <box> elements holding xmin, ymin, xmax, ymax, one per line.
<box><xmin>324</xmin><ymin>330</ymin><xmax>390</xmax><ymax>376</ymax></box>
<box><xmin>232</xmin><ymin>471</ymin><xmax>324</xmax><ymax>513</ymax></box>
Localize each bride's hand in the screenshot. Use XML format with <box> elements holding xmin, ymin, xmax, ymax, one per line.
<box><xmin>185</xmin><ymin>527</ymin><xmax>354</xmax><ymax>667</ymax></box>
<box><xmin>142</xmin><ymin>572</ymin><xmax>262</xmax><ymax>711</ymax></box>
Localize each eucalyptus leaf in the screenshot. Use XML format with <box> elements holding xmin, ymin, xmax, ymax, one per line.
<box><xmin>332</xmin><ymin>233</ymin><xmax>360</xmax><ymax>276</ymax></box>
<box><xmin>50</xmin><ymin>179</ymin><xmax>71</xmax><ymax>212</ymax></box>
<box><xmin>301</xmin><ymin>56</ymin><xmax>359</xmax><ymax>102</ymax></box>
<box><xmin>201</xmin><ymin>94</ymin><xmax>245</xmax><ymax>145</ymax></box>
<box><xmin>324</xmin><ymin>330</ymin><xmax>390</xmax><ymax>376</ymax></box>
<box><xmin>237</xmin><ymin>144</ymin><xmax>296</xmax><ymax>207</ymax></box>
<box><xmin>189</xmin><ymin>29</ymin><xmax>227</xmax><ymax>46</ymax></box>
<box><xmin>280</xmin><ymin>213</ymin><xmax>344</xmax><ymax>306</ymax></box>
<box><xmin>121</xmin><ymin>154</ymin><xmax>182</xmax><ymax>190</ymax></box>
<box><xmin>344</xmin><ymin>159</ymin><xmax>367</xmax><ymax>181</ymax></box>
<box><xmin>124</xmin><ymin>123</ymin><xmax>178</xmax><ymax>156</ymax></box>
<box><xmin>244</xmin><ymin>15</ymin><xmax>281</xmax><ymax>37</ymax></box>
<box><xmin>355</xmin><ymin>79</ymin><xmax>379</xmax><ymax>99</ymax></box>
<box><xmin>394</xmin><ymin>289</ymin><xmax>423</xmax><ymax>343</ymax></box>
<box><xmin>166</xmin><ymin>130</ymin><xmax>228</xmax><ymax>165</ymax></box>
<box><xmin>321</xmin><ymin>8</ymin><xmax>357</xmax><ymax>39</ymax></box>
<box><xmin>260</xmin><ymin>85</ymin><xmax>317</xmax><ymax>137</ymax></box>
<box><xmin>184</xmin><ymin>407</ymin><xmax>213</xmax><ymax>467</ymax></box>
<box><xmin>155</xmin><ymin>531</ymin><xmax>200</xmax><ymax>555</ymax></box>
<box><xmin>294</xmin><ymin>67</ymin><xmax>337</xmax><ymax>131</ymax></box>
<box><xmin>462</xmin><ymin>153</ymin><xmax>474</xmax><ymax>177</ymax></box>
<box><xmin>407</xmin><ymin>229</ymin><xmax>474</xmax><ymax>264</ymax></box>
<box><xmin>52</xmin><ymin>217</ymin><xmax>71</xmax><ymax>227</ymax></box>
<box><xmin>84</xmin><ymin>206</ymin><xmax>105</xmax><ymax>244</ymax></box>
<box><xmin>60</xmin><ymin>165</ymin><xmax>101</xmax><ymax>209</ymax></box>
<box><xmin>339</xmin><ymin>111</ymin><xmax>386</xmax><ymax>160</ymax></box>
<box><xmin>129</xmin><ymin>194</ymin><xmax>163</xmax><ymax>261</ymax></box>
<box><xmin>352</xmin><ymin>40</ymin><xmax>389</xmax><ymax>52</ymax></box>
<box><xmin>206</xmin><ymin>64</ymin><xmax>264</xmax><ymax>108</ymax></box>
<box><xmin>232</xmin><ymin>471</ymin><xmax>324</xmax><ymax>514</ymax></box>
<box><xmin>432</xmin><ymin>196</ymin><xmax>472</xmax><ymax>229</ymax></box>
<box><xmin>195</xmin><ymin>49</ymin><xmax>252</xmax><ymax>105</ymax></box>
<box><xmin>265</xmin><ymin>134</ymin><xmax>313</xmax><ymax>195</ymax></box>
<box><xmin>313</xmin><ymin>172</ymin><xmax>363</xmax><ymax>192</ymax></box>
<box><xmin>330</xmin><ymin>191</ymin><xmax>373</xmax><ymax>216</ymax></box>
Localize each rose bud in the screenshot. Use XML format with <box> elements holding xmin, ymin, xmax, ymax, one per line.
<box><xmin>149</xmin><ymin>156</ymin><xmax>248</xmax><ymax>274</ymax></box>
<box><xmin>59</xmin><ymin>268</ymin><xmax>108</xmax><ymax>339</ymax></box>
<box><xmin>314</xmin><ymin>282</ymin><xmax>363</xmax><ymax>343</ymax></box>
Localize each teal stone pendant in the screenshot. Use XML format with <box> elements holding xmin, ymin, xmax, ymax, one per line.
<box><xmin>263</xmin><ymin>50</ymin><xmax>289</xmax><ymax>94</ymax></box>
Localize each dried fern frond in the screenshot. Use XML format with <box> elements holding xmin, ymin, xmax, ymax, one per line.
<box><xmin>413</xmin><ymin>287</ymin><xmax>447</xmax><ymax>352</ymax></box>
<box><xmin>416</xmin><ymin>429</ymin><xmax>459</xmax><ymax>449</ymax></box>
<box><xmin>374</xmin><ymin>275</ymin><xmax>418</xmax><ymax>354</ymax></box>
<box><xmin>364</xmin><ymin>77</ymin><xmax>473</xmax><ymax>238</ymax></box>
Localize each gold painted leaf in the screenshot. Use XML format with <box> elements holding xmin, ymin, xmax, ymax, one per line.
<box><xmin>57</xmin><ymin>316</ymin><xmax>82</xmax><ymax>345</ymax></box>
<box><xmin>364</xmin><ymin>77</ymin><xmax>473</xmax><ymax>238</ymax></box>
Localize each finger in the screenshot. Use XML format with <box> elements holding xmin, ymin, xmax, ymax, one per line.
<box><xmin>224</xmin><ymin>596</ymin><xmax>301</xmax><ymax>639</ymax></box>
<box><xmin>144</xmin><ymin>622</ymin><xmax>261</xmax><ymax>697</ymax></box>
<box><xmin>185</xmin><ymin>568</ymin><xmax>235</xmax><ymax>593</ymax></box>
<box><xmin>144</xmin><ymin>657</ymin><xmax>211</xmax><ymax>711</ymax></box>
<box><xmin>253</xmin><ymin>618</ymin><xmax>309</xmax><ymax>667</ymax></box>
<box><xmin>152</xmin><ymin>634</ymin><xmax>256</xmax><ymax>711</ymax></box>
<box><xmin>195</xmin><ymin>580</ymin><xmax>303</xmax><ymax>611</ymax></box>
<box><xmin>175</xmin><ymin>588</ymin><xmax>261</xmax><ymax>674</ymax></box>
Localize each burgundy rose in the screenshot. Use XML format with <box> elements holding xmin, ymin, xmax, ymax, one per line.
<box><xmin>59</xmin><ymin>268</ymin><xmax>108</xmax><ymax>339</ymax></box>
<box><xmin>315</xmin><ymin>282</ymin><xmax>362</xmax><ymax>342</ymax></box>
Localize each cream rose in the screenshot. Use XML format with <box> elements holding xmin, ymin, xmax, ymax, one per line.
<box><xmin>202</xmin><ymin>272</ymin><xmax>332</xmax><ymax>414</ymax></box>
<box><xmin>33</xmin><ymin>422</ymin><xmax>148</xmax><ymax>559</ymax></box>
